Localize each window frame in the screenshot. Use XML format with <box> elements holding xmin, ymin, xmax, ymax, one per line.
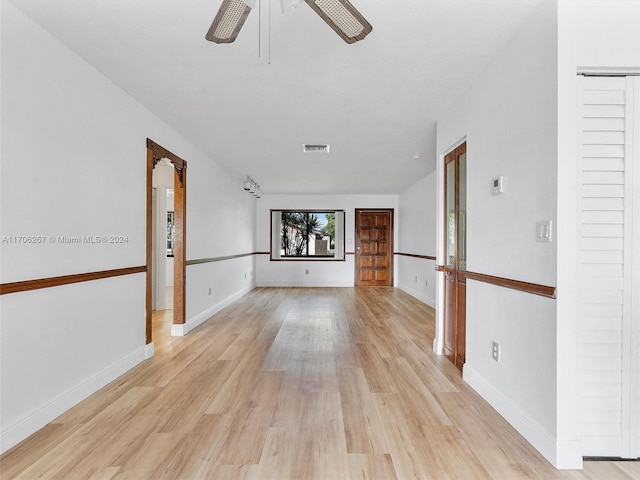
<box><xmin>270</xmin><ymin>209</ymin><xmax>346</xmax><ymax>261</ymax></box>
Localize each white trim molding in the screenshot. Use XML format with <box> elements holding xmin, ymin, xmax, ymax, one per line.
<box><xmin>577</xmin><ymin>66</ymin><xmax>640</xmax><ymax>76</ymax></box>
<box><xmin>0</xmin><ymin>346</ymin><xmax>147</xmax><ymax>454</ymax></box>
<box><xmin>172</xmin><ymin>284</ymin><xmax>256</xmax><ymax>336</ymax></box>
<box><xmin>463</xmin><ymin>365</ymin><xmax>583</xmax><ymax>470</ymax></box>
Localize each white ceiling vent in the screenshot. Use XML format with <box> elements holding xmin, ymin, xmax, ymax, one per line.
<box><xmin>303</xmin><ymin>144</ymin><xmax>330</xmax><ymax>153</ymax></box>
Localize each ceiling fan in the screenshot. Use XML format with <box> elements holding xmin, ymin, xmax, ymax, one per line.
<box><xmin>205</xmin><ymin>0</ymin><xmax>372</xmax><ymax>44</ymax></box>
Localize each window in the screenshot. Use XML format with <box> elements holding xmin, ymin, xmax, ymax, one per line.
<box><xmin>166</xmin><ymin>211</ymin><xmax>175</xmax><ymax>257</ymax></box>
<box><xmin>271</xmin><ymin>210</ymin><xmax>345</xmax><ymax>260</ymax></box>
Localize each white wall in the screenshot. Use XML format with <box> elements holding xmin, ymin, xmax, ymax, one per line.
<box><xmin>435</xmin><ymin>1</ymin><xmax>559</xmax><ymax>466</ymax></box>
<box><xmin>186</xmin><ymin>256</ymin><xmax>256</xmax><ymax>330</ymax></box>
<box><xmin>0</xmin><ymin>1</ymin><xmax>255</xmax><ymax>453</ymax></box>
<box><xmin>178</xmin><ymin>136</ymin><xmax>257</xmax><ymax>336</ymax></box>
<box><xmin>556</xmin><ymin>0</ymin><xmax>640</xmax><ymax>468</ymax></box>
<box><xmin>256</xmin><ymin>194</ymin><xmax>397</xmax><ymax>287</ymax></box>
<box><xmin>396</xmin><ymin>171</ymin><xmax>437</xmax><ymax>306</ymax></box>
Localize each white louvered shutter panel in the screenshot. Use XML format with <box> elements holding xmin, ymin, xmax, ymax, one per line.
<box><xmin>632</xmin><ymin>77</ymin><xmax>640</xmax><ymax>460</ymax></box>
<box><xmin>577</xmin><ymin>76</ymin><xmax>639</xmax><ymax>459</ymax></box>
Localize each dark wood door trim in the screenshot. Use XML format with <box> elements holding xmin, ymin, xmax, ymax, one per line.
<box><xmin>145</xmin><ymin>147</ymin><xmax>154</xmax><ymax>344</ymax></box>
<box><xmin>146</xmin><ymin>139</ymin><xmax>187</xmax><ymax>345</ymax></box>
<box><xmin>354</xmin><ymin>209</ymin><xmax>394</xmax><ymax>286</ymax></box>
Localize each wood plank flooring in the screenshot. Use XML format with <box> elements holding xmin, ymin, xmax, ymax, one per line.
<box><xmin>1</xmin><ymin>287</ymin><xmax>638</xmax><ymax>479</ymax></box>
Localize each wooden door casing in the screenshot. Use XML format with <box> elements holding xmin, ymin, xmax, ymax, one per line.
<box><xmin>355</xmin><ymin>209</ymin><xmax>393</xmax><ymax>286</ymax></box>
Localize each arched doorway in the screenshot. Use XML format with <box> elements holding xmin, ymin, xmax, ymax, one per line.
<box><xmin>146</xmin><ymin>139</ymin><xmax>187</xmax><ymax>344</ymax></box>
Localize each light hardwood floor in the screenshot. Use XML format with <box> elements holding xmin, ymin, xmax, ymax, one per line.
<box><xmin>1</xmin><ymin>287</ymin><xmax>638</xmax><ymax>479</ymax></box>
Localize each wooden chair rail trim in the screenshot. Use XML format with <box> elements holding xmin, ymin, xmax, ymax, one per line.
<box><xmin>434</xmin><ymin>266</ymin><xmax>556</xmax><ymax>298</ymax></box>
<box><xmin>186</xmin><ymin>252</ymin><xmax>260</xmax><ymax>265</ymax></box>
<box><xmin>395</xmin><ymin>252</ymin><xmax>436</xmax><ymax>261</ymax></box>
<box><xmin>271</xmin><ymin>259</ymin><xmax>346</xmax><ymax>262</ymax></box>
<box><xmin>0</xmin><ymin>266</ymin><xmax>146</xmax><ymax>295</ymax></box>
<box><xmin>238</xmin><ymin>251</ymin><xmax>351</xmax><ymax>257</ymax></box>
<box><xmin>463</xmin><ymin>271</ymin><xmax>556</xmax><ymax>299</ymax></box>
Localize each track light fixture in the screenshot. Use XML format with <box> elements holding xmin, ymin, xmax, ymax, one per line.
<box><xmin>243</xmin><ymin>176</ymin><xmax>261</xmax><ymax>198</ymax></box>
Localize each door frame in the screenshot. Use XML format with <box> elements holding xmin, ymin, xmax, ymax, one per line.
<box><xmin>354</xmin><ymin>208</ymin><xmax>394</xmax><ymax>286</ymax></box>
<box><xmin>146</xmin><ymin>139</ymin><xmax>187</xmax><ymax>344</ymax></box>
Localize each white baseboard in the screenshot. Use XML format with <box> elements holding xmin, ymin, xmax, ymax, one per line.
<box><xmin>433</xmin><ymin>337</ymin><xmax>444</xmax><ymax>355</ymax></box>
<box><xmin>396</xmin><ymin>283</ymin><xmax>435</xmax><ymax>308</ymax></box>
<box><xmin>172</xmin><ymin>284</ymin><xmax>256</xmax><ymax>337</ymax></box>
<box><xmin>0</xmin><ymin>346</ymin><xmax>147</xmax><ymax>454</ymax></box>
<box><xmin>145</xmin><ymin>342</ymin><xmax>155</xmax><ymax>359</ymax></box>
<box><xmin>463</xmin><ymin>364</ymin><xmax>576</xmax><ymax>469</ymax></box>
<box><xmin>555</xmin><ymin>440</ymin><xmax>584</xmax><ymax>470</ymax></box>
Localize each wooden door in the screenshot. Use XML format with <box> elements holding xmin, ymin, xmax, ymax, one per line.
<box><xmin>355</xmin><ymin>209</ymin><xmax>393</xmax><ymax>286</ymax></box>
<box><xmin>443</xmin><ymin>143</ymin><xmax>467</xmax><ymax>370</ymax></box>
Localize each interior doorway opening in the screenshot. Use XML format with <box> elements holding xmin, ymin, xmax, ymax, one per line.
<box><xmin>151</xmin><ymin>163</ymin><xmax>176</xmax><ymax>344</ymax></box>
<box><xmin>146</xmin><ymin>139</ymin><xmax>187</xmax><ymax>345</ymax></box>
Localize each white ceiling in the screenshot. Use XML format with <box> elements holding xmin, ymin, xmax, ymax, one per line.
<box><xmin>8</xmin><ymin>0</ymin><xmax>547</xmax><ymax>194</ymax></box>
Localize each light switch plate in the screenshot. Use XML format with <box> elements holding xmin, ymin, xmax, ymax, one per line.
<box><xmin>536</xmin><ymin>220</ymin><xmax>552</xmax><ymax>242</ymax></box>
<box><xmin>492</xmin><ymin>175</ymin><xmax>505</xmax><ymax>195</ymax></box>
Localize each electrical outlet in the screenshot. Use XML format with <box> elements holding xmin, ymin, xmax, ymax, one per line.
<box><xmin>208</xmin><ymin>288</ymin><xmax>211</xmax><ymax>296</ymax></box>
<box><xmin>415</xmin><ymin>275</ymin><xmax>418</xmax><ymax>283</ymax></box>
<box><xmin>425</xmin><ymin>280</ymin><xmax>428</xmax><ymax>287</ymax></box>
<box><xmin>305</xmin><ymin>269</ymin><xmax>309</xmax><ymax>275</ymax></box>
<box><xmin>244</xmin><ymin>273</ymin><xmax>247</xmax><ymax>279</ymax></box>
<box><xmin>492</xmin><ymin>341</ymin><xmax>500</xmax><ymax>362</ymax></box>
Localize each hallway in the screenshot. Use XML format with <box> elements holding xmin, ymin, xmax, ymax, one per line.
<box><xmin>1</xmin><ymin>288</ymin><xmax>637</xmax><ymax>479</ymax></box>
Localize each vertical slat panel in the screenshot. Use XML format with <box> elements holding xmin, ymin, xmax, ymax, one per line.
<box><xmin>625</xmin><ymin>76</ymin><xmax>640</xmax><ymax>458</ymax></box>
<box><xmin>578</xmin><ymin>76</ymin><xmax>627</xmax><ymax>456</ymax></box>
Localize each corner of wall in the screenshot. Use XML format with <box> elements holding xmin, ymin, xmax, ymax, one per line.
<box><xmin>554</xmin><ymin>440</ymin><xmax>584</xmax><ymax>470</ymax></box>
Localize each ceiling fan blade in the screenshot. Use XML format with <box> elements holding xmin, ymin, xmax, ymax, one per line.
<box><xmin>206</xmin><ymin>0</ymin><xmax>255</xmax><ymax>43</ymax></box>
<box><xmin>303</xmin><ymin>0</ymin><xmax>372</xmax><ymax>44</ymax></box>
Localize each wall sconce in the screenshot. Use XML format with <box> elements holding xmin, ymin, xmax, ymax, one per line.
<box><xmin>243</xmin><ymin>176</ymin><xmax>261</xmax><ymax>198</ymax></box>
